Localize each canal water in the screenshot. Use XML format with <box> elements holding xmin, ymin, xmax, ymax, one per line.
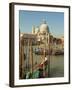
<box><xmin>49</xmin><ymin>55</ymin><xmax>64</xmax><ymax>77</ymax></box>
<box><xmin>33</xmin><ymin>54</ymin><xmax>64</xmax><ymax>78</ymax></box>
<box><xmin>24</xmin><ymin>46</ymin><xmax>64</xmax><ymax>78</ymax></box>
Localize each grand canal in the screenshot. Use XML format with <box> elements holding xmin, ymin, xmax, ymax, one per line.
<box><xmin>49</xmin><ymin>55</ymin><xmax>64</xmax><ymax>77</ymax></box>
<box><xmin>33</xmin><ymin>54</ymin><xmax>64</xmax><ymax>78</ymax></box>
<box><xmin>24</xmin><ymin>46</ymin><xmax>64</xmax><ymax>78</ymax></box>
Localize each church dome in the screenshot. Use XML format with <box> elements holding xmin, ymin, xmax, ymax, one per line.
<box><xmin>40</xmin><ymin>20</ymin><xmax>49</xmax><ymax>34</ymax></box>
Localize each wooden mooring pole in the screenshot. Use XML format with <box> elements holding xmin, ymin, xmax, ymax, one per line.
<box><xmin>29</xmin><ymin>40</ymin><xmax>33</xmax><ymax>76</ymax></box>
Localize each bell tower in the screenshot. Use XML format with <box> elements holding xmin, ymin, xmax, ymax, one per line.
<box><xmin>32</xmin><ymin>25</ymin><xmax>35</xmax><ymax>34</ymax></box>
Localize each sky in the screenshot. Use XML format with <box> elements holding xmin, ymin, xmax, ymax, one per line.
<box><xmin>19</xmin><ymin>10</ymin><xmax>64</xmax><ymax>37</ymax></box>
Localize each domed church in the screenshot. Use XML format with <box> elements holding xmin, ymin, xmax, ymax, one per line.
<box><xmin>32</xmin><ymin>20</ymin><xmax>50</xmax><ymax>45</ymax></box>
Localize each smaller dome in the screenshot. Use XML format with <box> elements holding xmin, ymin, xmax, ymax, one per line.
<box><xmin>35</xmin><ymin>27</ymin><xmax>39</xmax><ymax>34</ymax></box>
